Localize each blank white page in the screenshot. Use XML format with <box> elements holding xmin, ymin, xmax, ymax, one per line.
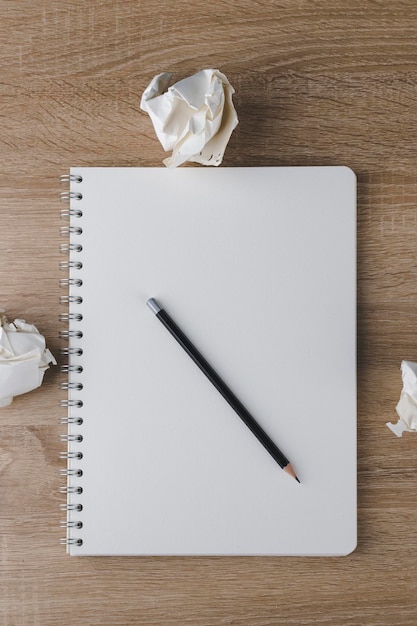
<box><xmin>64</xmin><ymin>166</ymin><xmax>356</xmax><ymax>556</ymax></box>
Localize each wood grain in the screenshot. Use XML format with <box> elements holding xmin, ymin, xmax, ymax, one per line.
<box><xmin>1</xmin><ymin>1</ymin><xmax>417</xmax><ymax>624</ymax></box>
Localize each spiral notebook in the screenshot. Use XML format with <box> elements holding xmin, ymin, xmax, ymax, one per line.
<box><xmin>60</xmin><ymin>166</ymin><xmax>357</xmax><ymax>556</ymax></box>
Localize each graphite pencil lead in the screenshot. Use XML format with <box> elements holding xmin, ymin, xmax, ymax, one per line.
<box><xmin>283</xmin><ymin>463</ymin><xmax>299</xmax><ymax>482</ymax></box>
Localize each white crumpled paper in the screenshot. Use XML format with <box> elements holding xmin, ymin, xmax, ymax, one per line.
<box><xmin>0</xmin><ymin>310</ymin><xmax>56</xmax><ymax>407</ymax></box>
<box><xmin>140</xmin><ymin>68</ymin><xmax>238</xmax><ymax>168</ymax></box>
<box><xmin>387</xmin><ymin>361</ymin><xmax>417</xmax><ymax>436</ymax></box>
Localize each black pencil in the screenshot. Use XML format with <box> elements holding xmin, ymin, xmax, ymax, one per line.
<box><xmin>146</xmin><ymin>298</ymin><xmax>300</xmax><ymax>483</ymax></box>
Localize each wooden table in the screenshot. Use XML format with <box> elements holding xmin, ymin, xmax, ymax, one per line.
<box><xmin>1</xmin><ymin>1</ymin><xmax>417</xmax><ymax>624</ymax></box>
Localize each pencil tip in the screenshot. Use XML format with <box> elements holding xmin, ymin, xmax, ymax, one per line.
<box><xmin>295</xmin><ymin>476</ymin><xmax>301</xmax><ymax>483</ymax></box>
<box><xmin>283</xmin><ymin>463</ymin><xmax>299</xmax><ymax>482</ymax></box>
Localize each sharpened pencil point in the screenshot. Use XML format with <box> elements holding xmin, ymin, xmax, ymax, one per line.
<box><xmin>295</xmin><ymin>476</ymin><xmax>301</xmax><ymax>483</ymax></box>
<box><xmin>283</xmin><ymin>463</ymin><xmax>299</xmax><ymax>482</ymax></box>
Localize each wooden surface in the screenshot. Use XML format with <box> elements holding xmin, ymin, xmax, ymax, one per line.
<box><xmin>1</xmin><ymin>1</ymin><xmax>417</xmax><ymax>624</ymax></box>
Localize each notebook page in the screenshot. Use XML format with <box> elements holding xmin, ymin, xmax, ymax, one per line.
<box><xmin>64</xmin><ymin>166</ymin><xmax>356</xmax><ymax>556</ymax></box>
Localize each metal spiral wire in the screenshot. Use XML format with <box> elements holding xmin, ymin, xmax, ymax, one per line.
<box><xmin>59</xmin><ymin>172</ymin><xmax>84</xmax><ymax>549</ymax></box>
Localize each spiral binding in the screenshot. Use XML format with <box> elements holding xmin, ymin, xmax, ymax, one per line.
<box><xmin>60</xmin><ymin>503</ymin><xmax>83</xmax><ymax>511</ymax></box>
<box><xmin>60</xmin><ymin>208</ymin><xmax>83</xmax><ymax>219</ymax></box>
<box><xmin>59</xmin><ymin>330</ymin><xmax>83</xmax><ymax>339</ymax></box>
<box><xmin>59</xmin><ymin>278</ymin><xmax>83</xmax><ymax>288</ymax></box>
<box><xmin>60</xmin><ymin>296</ymin><xmax>83</xmax><ymax>305</ymax></box>
<box><xmin>60</xmin><ymin>433</ymin><xmax>83</xmax><ymax>442</ymax></box>
<box><xmin>60</xmin><ymin>537</ymin><xmax>83</xmax><ymax>546</ymax></box>
<box><xmin>60</xmin><ymin>174</ymin><xmax>83</xmax><ymax>183</ymax></box>
<box><xmin>59</xmin><ymin>261</ymin><xmax>83</xmax><ymax>271</ymax></box>
<box><xmin>59</xmin><ymin>313</ymin><xmax>83</xmax><ymax>323</ymax></box>
<box><xmin>59</xmin><ymin>485</ymin><xmax>83</xmax><ymax>494</ymax></box>
<box><xmin>60</xmin><ymin>226</ymin><xmax>83</xmax><ymax>236</ymax></box>
<box><xmin>60</xmin><ymin>365</ymin><xmax>83</xmax><ymax>374</ymax></box>
<box><xmin>60</xmin><ymin>399</ymin><xmax>83</xmax><ymax>408</ymax></box>
<box><xmin>60</xmin><ymin>520</ymin><xmax>83</xmax><ymax>529</ymax></box>
<box><xmin>60</xmin><ymin>191</ymin><xmax>83</xmax><ymax>202</ymax></box>
<box><xmin>59</xmin><ymin>172</ymin><xmax>84</xmax><ymax>549</ymax></box>
<box><xmin>59</xmin><ymin>416</ymin><xmax>83</xmax><ymax>425</ymax></box>
<box><xmin>59</xmin><ymin>451</ymin><xmax>83</xmax><ymax>460</ymax></box>
<box><xmin>60</xmin><ymin>468</ymin><xmax>83</xmax><ymax>477</ymax></box>
<box><xmin>60</xmin><ymin>243</ymin><xmax>83</xmax><ymax>253</ymax></box>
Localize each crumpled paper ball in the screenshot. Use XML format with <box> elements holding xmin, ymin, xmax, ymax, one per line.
<box><xmin>0</xmin><ymin>310</ymin><xmax>56</xmax><ymax>407</ymax></box>
<box><xmin>140</xmin><ymin>68</ymin><xmax>238</xmax><ymax>168</ymax></box>
<box><xmin>387</xmin><ymin>361</ymin><xmax>417</xmax><ymax>436</ymax></box>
